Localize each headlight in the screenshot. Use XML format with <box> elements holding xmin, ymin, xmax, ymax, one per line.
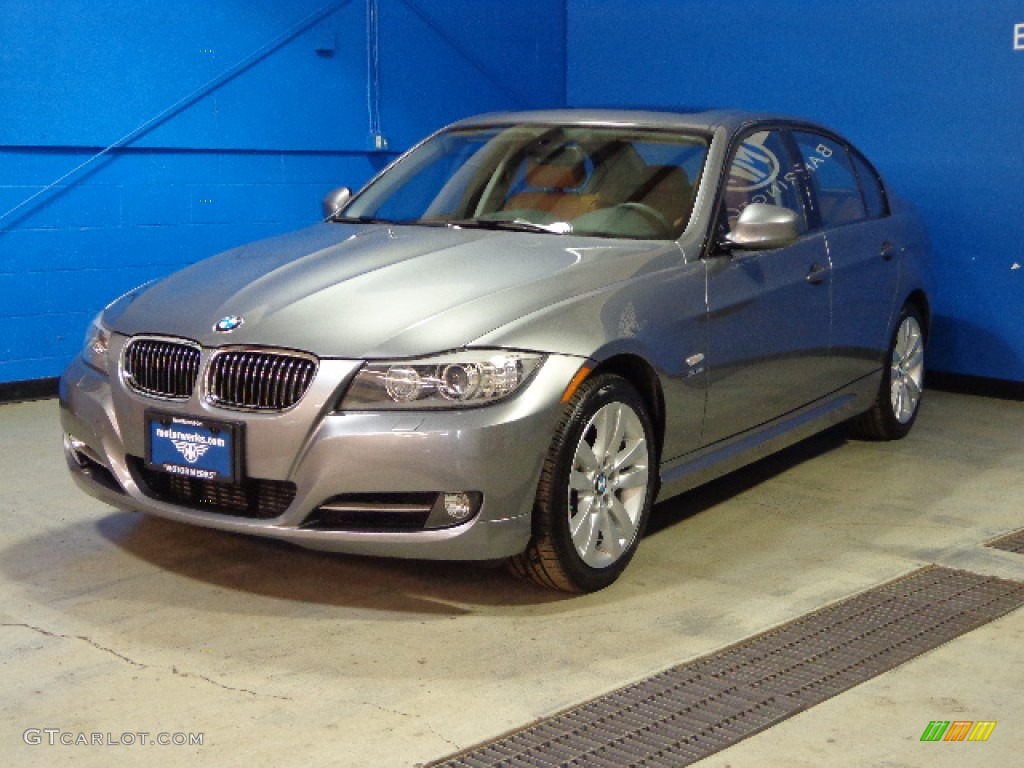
<box><xmin>340</xmin><ymin>351</ymin><xmax>545</xmax><ymax>410</ymax></box>
<box><xmin>81</xmin><ymin>314</ymin><xmax>111</xmax><ymax>373</ymax></box>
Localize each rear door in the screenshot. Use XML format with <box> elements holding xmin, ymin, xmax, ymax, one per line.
<box><xmin>701</xmin><ymin>128</ymin><xmax>833</xmax><ymax>445</ymax></box>
<box><xmin>791</xmin><ymin>130</ymin><xmax>900</xmax><ymax>383</ymax></box>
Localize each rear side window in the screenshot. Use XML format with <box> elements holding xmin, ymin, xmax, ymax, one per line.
<box><xmin>792</xmin><ymin>132</ymin><xmax>866</xmax><ymax>229</ymax></box>
<box><xmin>850</xmin><ymin>151</ymin><xmax>888</xmax><ymax>219</ymax></box>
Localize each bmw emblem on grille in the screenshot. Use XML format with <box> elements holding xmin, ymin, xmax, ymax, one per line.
<box><xmin>214</xmin><ymin>315</ymin><xmax>244</xmax><ymax>333</ymax></box>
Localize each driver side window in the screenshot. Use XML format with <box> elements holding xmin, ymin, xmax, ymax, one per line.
<box><xmin>723</xmin><ymin>129</ymin><xmax>806</xmax><ymax>232</ymax></box>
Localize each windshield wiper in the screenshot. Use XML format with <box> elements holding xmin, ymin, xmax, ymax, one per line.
<box><xmin>329</xmin><ymin>215</ymin><xmax>397</xmax><ymax>224</ymax></box>
<box><xmin>437</xmin><ymin>218</ymin><xmax>570</xmax><ymax>234</ymax></box>
<box><xmin>335</xmin><ymin>216</ymin><xmax>570</xmax><ymax>234</ymax></box>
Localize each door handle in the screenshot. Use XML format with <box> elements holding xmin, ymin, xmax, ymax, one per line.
<box><xmin>806</xmin><ymin>263</ymin><xmax>827</xmax><ymax>285</ymax></box>
<box><xmin>881</xmin><ymin>242</ymin><xmax>898</xmax><ymax>261</ymax></box>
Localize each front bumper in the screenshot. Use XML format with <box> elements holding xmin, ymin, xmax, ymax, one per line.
<box><xmin>59</xmin><ymin>346</ymin><xmax>585</xmax><ymax>561</ymax></box>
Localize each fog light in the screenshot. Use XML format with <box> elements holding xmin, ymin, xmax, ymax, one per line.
<box><xmin>64</xmin><ymin>432</ymin><xmax>105</xmax><ymax>469</ymax></box>
<box><xmin>64</xmin><ymin>433</ymin><xmax>89</xmax><ymax>466</ymax></box>
<box><xmin>424</xmin><ymin>491</ymin><xmax>482</xmax><ymax>529</ymax></box>
<box><xmin>444</xmin><ymin>492</ymin><xmax>474</xmax><ymax>521</ymax></box>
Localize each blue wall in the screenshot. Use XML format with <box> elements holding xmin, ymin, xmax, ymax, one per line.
<box><xmin>0</xmin><ymin>0</ymin><xmax>565</xmax><ymax>383</ymax></box>
<box><xmin>568</xmin><ymin>0</ymin><xmax>1024</xmax><ymax>383</ymax></box>
<box><xmin>4</xmin><ymin>0</ymin><xmax>1023</xmax><ymax>385</ymax></box>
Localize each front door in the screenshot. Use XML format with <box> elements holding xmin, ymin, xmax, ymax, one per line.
<box><xmin>701</xmin><ymin>129</ymin><xmax>833</xmax><ymax>445</ymax></box>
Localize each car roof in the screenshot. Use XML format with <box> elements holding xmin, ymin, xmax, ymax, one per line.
<box><xmin>445</xmin><ymin>108</ymin><xmax>806</xmax><ymax>135</ymax></box>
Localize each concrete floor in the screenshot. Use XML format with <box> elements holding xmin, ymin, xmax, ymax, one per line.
<box><xmin>2</xmin><ymin>390</ymin><xmax>1022</xmax><ymax>767</ymax></box>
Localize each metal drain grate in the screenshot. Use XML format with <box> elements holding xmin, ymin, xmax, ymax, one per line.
<box><xmin>987</xmin><ymin>529</ymin><xmax>1024</xmax><ymax>554</ymax></box>
<box><xmin>429</xmin><ymin>567</ymin><xmax>1024</xmax><ymax>768</ymax></box>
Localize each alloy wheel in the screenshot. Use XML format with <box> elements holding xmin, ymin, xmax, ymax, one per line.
<box><xmin>890</xmin><ymin>315</ymin><xmax>924</xmax><ymax>424</ymax></box>
<box><xmin>567</xmin><ymin>401</ymin><xmax>650</xmax><ymax>568</ymax></box>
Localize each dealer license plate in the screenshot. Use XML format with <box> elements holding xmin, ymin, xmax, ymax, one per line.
<box><xmin>145</xmin><ymin>412</ymin><xmax>240</xmax><ymax>483</ymax></box>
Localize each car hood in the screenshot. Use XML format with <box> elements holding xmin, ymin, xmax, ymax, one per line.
<box><xmin>106</xmin><ymin>223</ymin><xmax>673</xmax><ymax>358</ymax></box>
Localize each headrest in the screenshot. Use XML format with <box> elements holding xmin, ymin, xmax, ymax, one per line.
<box><xmin>525</xmin><ymin>144</ymin><xmax>587</xmax><ymax>189</ymax></box>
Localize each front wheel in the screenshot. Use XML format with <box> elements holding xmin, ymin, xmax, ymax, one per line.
<box><xmin>850</xmin><ymin>304</ymin><xmax>925</xmax><ymax>440</ymax></box>
<box><xmin>509</xmin><ymin>374</ymin><xmax>657</xmax><ymax>592</ymax></box>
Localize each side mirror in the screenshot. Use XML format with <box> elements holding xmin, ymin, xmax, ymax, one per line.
<box><xmin>322</xmin><ymin>186</ymin><xmax>352</xmax><ymax>219</ymax></box>
<box><xmin>723</xmin><ymin>203</ymin><xmax>799</xmax><ymax>251</ymax></box>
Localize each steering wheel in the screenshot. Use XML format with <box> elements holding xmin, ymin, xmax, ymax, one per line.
<box><xmin>615</xmin><ymin>202</ymin><xmax>671</xmax><ymax>234</ymax></box>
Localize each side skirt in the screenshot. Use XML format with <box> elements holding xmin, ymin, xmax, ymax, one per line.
<box><xmin>656</xmin><ymin>373</ymin><xmax>879</xmax><ymax>503</ymax></box>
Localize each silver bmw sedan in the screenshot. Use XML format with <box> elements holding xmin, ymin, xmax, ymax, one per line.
<box><xmin>60</xmin><ymin>109</ymin><xmax>931</xmax><ymax>592</ymax></box>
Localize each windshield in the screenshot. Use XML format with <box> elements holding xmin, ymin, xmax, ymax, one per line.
<box><xmin>339</xmin><ymin>124</ymin><xmax>709</xmax><ymax>240</ymax></box>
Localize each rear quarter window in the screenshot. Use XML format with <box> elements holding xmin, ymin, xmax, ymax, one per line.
<box><xmin>851</xmin><ymin>151</ymin><xmax>888</xmax><ymax>219</ymax></box>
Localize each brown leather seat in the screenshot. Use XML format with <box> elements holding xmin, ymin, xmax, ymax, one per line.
<box><xmin>504</xmin><ymin>148</ymin><xmax>600</xmax><ymax>221</ymax></box>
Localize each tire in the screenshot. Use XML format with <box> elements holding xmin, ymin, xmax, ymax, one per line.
<box><xmin>849</xmin><ymin>304</ymin><xmax>925</xmax><ymax>440</ymax></box>
<box><xmin>509</xmin><ymin>374</ymin><xmax>657</xmax><ymax>592</ymax></box>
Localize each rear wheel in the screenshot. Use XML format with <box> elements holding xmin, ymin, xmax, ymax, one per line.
<box><xmin>510</xmin><ymin>374</ymin><xmax>656</xmax><ymax>592</ymax></box>
<box><xmin>850</xmin><ymin>304</ymin><xmax>925</xmax><ymax>440</ymax></box>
